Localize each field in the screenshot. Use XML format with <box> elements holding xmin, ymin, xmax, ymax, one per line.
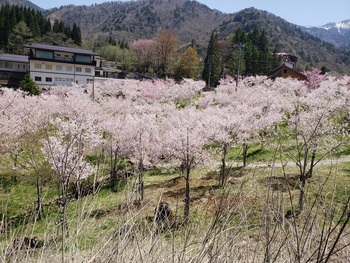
<box><xmin>1</xmin><ymin>75</ymin><xmax>350</xmax><ymax>262</ymax></box>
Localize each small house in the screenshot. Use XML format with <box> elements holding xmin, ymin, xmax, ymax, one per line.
<box><xmin>268</xmin><ymin>64</ymin><xmax>308</xmax><ymax>81</ymax></box>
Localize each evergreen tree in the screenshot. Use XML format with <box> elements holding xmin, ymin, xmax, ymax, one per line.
<box><xmin>19</xmin><ymin>74</ymin><xmax>41</xmax><ymax>96</ymax></box>
<box><xmin>71</xmin><ymin>23</ymin><xmax>82</xmax><ymax>46</ymax></box>
<box><xmin>0</xmin><ymin>5</ymin><xmax>69</xmax><ymax>50</ymax></box>
<box><xmin>8</xmin><ymin>21</ymin><xmax>33</xmax><ymax>54</ymax></box>
<box><xmin>202</xmin><ymin>31</ymin><xmax>221</xmax><ymax>87</ymax></box>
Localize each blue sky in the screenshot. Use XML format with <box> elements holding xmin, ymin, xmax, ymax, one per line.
<box><xmin>31</xmin><ymin>0</ymin><xmax>349</xmax><ymax>26</ymax></box>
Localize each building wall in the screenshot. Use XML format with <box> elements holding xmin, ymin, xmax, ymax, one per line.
<box><xmin>280</xmin><ymin>67</ymin><xmax>307</xmax><ymax>81</ymax></box>
<box><xmin>0</xmin><ymin>61</ymin><xmax>28</xmax><ymax>73</ymax></box>
<box><xmin>29</xmin><ymin>60</ymin><xmax>95</xmax><ymax>86</ymax></box>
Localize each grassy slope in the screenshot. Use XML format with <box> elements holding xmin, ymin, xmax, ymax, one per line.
<box><xmin>1</xmin><ymin>145</ymin><xmax>350</xmax><ymax>261</ymax></box>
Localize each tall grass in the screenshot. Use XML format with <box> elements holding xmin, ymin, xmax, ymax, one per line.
<box><xmin>1</xmin><ymin>158</ymin><xmax>350</xmax><ymax>262</ymax></box>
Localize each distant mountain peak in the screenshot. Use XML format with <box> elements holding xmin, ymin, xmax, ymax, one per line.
<box><xmin>319</xmin><ymin>20</ymin><xmax>350</xmax><ymax>30</ymax></box>
<box><xmin>302</xmin><ymin>19</ymin><xmax>350</xmax><ymax>49</ymax></box>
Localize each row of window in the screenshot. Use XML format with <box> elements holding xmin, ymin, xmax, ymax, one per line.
<box><xmin>34</xmin><ymin>76</ymin><xmax>91</xmax><ymax>83</ymax></box>
<box><xmin>0</xmin><ymin>61</ymin><xmax>26</xmax><ymax>69</ymax></box>
<box><xmin>34</xmin><ymin>63</ymin><xmax>92</xmax><ymax>73</ymax></box>
<box><xmin>36</xmin><ymin>51</ymin><xmax>91</xmax><ymax>64</ymax></box>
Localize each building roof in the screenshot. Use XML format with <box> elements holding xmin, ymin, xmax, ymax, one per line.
<box><xmin>0</xmin><ymin>53</ymin><xmax>29</xmax><ymax>63</ymax></box>
<box><xmin>23</xmin><ymin>43</ymin><xmax>97</xmax><ymax>56</ymax></box>
<box><xmin>268</xmin><ymin>64</ymin><xmax>308</xmax><ymax>81</ymax></box>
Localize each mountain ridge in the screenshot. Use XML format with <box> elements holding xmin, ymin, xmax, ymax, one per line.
<box><xmin>303</xmin><ymin>19</ymin><xmax>350</xmax><ymax>49</ymax></box>
<box><xmin>1</xmin><ymin>0</ymin><xmax>350</xmax><ymax>73</ymax></box>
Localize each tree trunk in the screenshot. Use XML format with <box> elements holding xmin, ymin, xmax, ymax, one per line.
<box><xmin>138</xmin><ymin>160</ymin><xmax>144</xmax><ymax>202</ymax></box>
<box><xmin>298</xmin><ymin>147</ymin><xmax>309</xmax><ymax>213</ymax></box>
<box><xmin>138</xmin><ymin>131</ymin><xmax>144</xmax><ymax>202</ymax></box>
<box><xmin>298</xmin><ymin>177</ymin><xmax>306</xmax><ymax>213</ymax></box>
<box><xmin>306</xmin><ymin>149</ymin><xmax>316</xmax><ymax>179</ymax></box>
<box><xmin>60</xmin><ymin>183</ymin><xmax>69</xmax><ymax>263</ymax></box>
<box><xmin>184</xmin><ymin>165</ymin><xmax>191</xmax><ymax>224</ymax></box>
<box><xmin>242</xmin><ymin>143</ymin><xmax>248</xmax><ymax>167</ymax></box>
<box><xmin>110</xmin><ymin>149</ymin><xmax>118</xmax><ymax>190</ymax></box>
<box><xmin>220</xmin><ymin>144</ymin><xmax>227</xmax><ymax>187</ymax></box>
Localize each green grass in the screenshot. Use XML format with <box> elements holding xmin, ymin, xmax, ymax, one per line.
<box><xmin>2</xmin><ymin>143</ymin><xmax>350</xmax><ymax>262</ymax></box>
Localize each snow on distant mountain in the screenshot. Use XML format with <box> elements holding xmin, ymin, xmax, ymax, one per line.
<box><xmin>303</xmin><ymin>19</ymin><xmax>350</xmax><ymax>48</ymax></box>
<box><xmin>319</xmin><ymin>20</ymin><xmax>350</xmax><ymax>31</ymax></box>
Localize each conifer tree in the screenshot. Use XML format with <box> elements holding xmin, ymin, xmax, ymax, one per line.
<box><xmin>71</xmin><ymin>23</ymin><xmax>82</xmax><ymax>46</ymax></box>
<box><xmin>202</xmin><ymin>31</ymin><xmax>221</xmax><ymax>87</ymax></box>
<box><xmin>8</xmin><ymin>21</ymin><xmax>33</xmax><ymax>54</ymax></box>
<box><xmin>19</xmin><ymin>74</ymin><xmax>41</xmax><ymax>96</ymax></box>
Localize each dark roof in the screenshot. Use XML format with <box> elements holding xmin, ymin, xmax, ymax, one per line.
<box><xmin>0</xmin><ymin>53</ymin><xmax>29</xmax><ymax>63</ymax></box>
<box><xmin>23</xmin><ymin>43</ymin><xmax>96</xmax><ymax>56</ymax></box>
<box><xmin>268</xmin><ymin>65</ymin><xmax>307</xmax><ymax>80</ymax></box>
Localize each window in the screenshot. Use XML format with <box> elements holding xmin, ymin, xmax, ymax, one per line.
<box><xmin>45</xmin><ymin>64</ymin><xmax>52</xmax><ymax>70</ymax></box>
<box><xmin>56</xmin><ymin>65</ymin><xmax>62</xmax><ymax>70</ymax></box>
<box><xmin>76</xmin><ymin>67</ymin><xmax>82</xmax><ymax>72</ymax></box>
<box><xmin>35</xmin><ymin>76</ymin><xmax>42</xmax><ymax>81</ymax></box>
<box><xmin>284</xmin><ymin>69</ymin><xmax>288</xmax><ymax>74</ymax></box>
<box><xmin>34</xmin><ymin>63</ymin><xmax>41</xmax><ymax>69</ymax></box>
<box><xmin>66</xmin><ymin>66</ymin><xmax>72</xmax><ymax>72</ymax></box>
<box><xmin>85</xmin><ymin>68</ymin><xmax>91</xmax><ymax>73</ymax></box>
<box><xmin>75</xmin><ymin>54</ymin><xmax>91</xmax><ymax>63</ymax></box>
<box><xmin>55</xmin><ymin>77</ymin><xmax>73</xmax><ymax>82</ymax></box>
<box><xmin>46</xmin><ymin>77</ymin><xmax>52</xmax><ymax>82</ymax></box>
<box><xmin>5</xmin><ymin>61</ymin><xmax>12</xmax><ymax>68</ymax></box>
<box><xmin>36</xmin><ymin>50</ymin><xmax>53</xmax><ymax>59</ymax></box>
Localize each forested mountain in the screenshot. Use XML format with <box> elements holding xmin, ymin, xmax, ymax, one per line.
<box><xmin>0</xmin><ymin>0</ymin><xmax>41</xmax><ymax>10</ymax></box>
<box><xmin>1</xmin><ymin>0</ymin><xmax>349</xmax><ymax>73</ymax></box>
<box><xmin>215</xmin><ymin>8</ymin><xmax>350</xmax><ymax>73</ymax></box>
<box><xmin>43</xmin><ymin>0</ymin><xmax>349</xmax><ymax>73</ymax></box>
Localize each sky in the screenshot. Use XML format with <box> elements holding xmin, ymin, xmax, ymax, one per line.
<box><xmin>31</xmin><ymin>0</ymin><xmax>350</xmax><ymax>26</ymax></box>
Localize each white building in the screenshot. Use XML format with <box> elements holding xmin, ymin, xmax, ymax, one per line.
<box><xmin>0</xmin><ymin>53</ymin><xmax>29</xmax><ymax>73</ymax></box>
<box><xmin>24</xmin><ymin>43</ymin><xmax>99</xmax><ymax>86</ymax></box>
<box><xmin>0</xmin><ymin>53</ymin><xmax>29</xmax><ymax>87</ymax></box>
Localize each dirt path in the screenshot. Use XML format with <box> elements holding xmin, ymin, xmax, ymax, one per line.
<box><xmin>228</xmin><ymin>156</ymin><xmax>350</xmax><ymax>169</ymax></box>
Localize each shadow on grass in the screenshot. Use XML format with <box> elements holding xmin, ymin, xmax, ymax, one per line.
<box><xmin>259</xmin><ymin>174</ymin><xmax>299</xmax><ymax>192</ymax></box>
<box><xmin>164</xmin><ymin>184</ymin><xmax>221</xmax><ymax>200</ymax></box>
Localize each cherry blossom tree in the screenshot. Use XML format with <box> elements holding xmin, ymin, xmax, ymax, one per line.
<box><xmin>276</xmin><ymin>81</ymin><xmax>348</xmax><ymax>212</ymax></box>
<box><xmin>304</xmin><ymin>68</ymin><xmax>324</xmax><ymax>90</ymax></box>
<box><xmin>130</xmin><ymin>39</ymin><xmax>156</xmax><ymax>73</ymax></box>
<box><xmin>161</xmin><ymin>107</ymin><xmax>210</xmax><ymax>223</ymax></box>
<box><xmin>42</xmin><ymin>114</ymin><xmax>102</xmax><ymax>256</ymax></box>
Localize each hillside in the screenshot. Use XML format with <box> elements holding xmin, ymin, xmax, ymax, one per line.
<box><xmin>44</xmin><ymin>0</ymin><xmax>228</xmax><ymax>53</ymax></box>
<box><xmin>216</xmin><ymin>8</ymin><xmax>350</xmax><ymax>72</ymax></box>
<box><xmin>43</xmin><ymin>0</ymin><xmax>350</xmax><ymax>73</ymax></box>
<box><xmin>0</xmin><ymin>0</ymin><xmax>42</xmax><ymax>10</ymax></box>
<box><xmin>302</xmin><ymin>20</ymin><xmax>350</xmax><ymax>49</ymax></box>
<box><xmin>2</xmin><ymin>77</ymin><xmax>350</xmax><ymax>262</ymax></box>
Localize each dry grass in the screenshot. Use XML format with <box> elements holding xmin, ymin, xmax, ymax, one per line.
<box><xmin>1</xmin><ymin>160</ymin><xmax>350</xmax><ymax>262</ymax></box>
